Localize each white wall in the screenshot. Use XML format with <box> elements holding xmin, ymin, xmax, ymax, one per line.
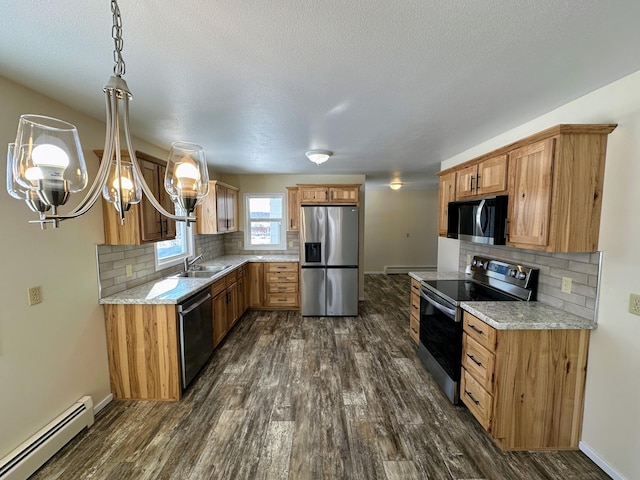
<box><xmin>0</xmin><ymin>75</ymin><xmax>168</xmax><ymax>459</ymax></box>
<box><xmin>437</xmin><ymin>70</ymin><xmax>640</xmax><ymax>480</ymax></box>
<box><xmin>364</xmin><ymin>188</ymin><xmax>438</xmax><ymax>273</ymax></box>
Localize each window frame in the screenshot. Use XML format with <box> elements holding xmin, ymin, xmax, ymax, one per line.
<box><xmin>243</xmin><ymin>193</ymin><xmax>286</xmax><ymax>251</ymax></box>
<box><xmin>154</xmin><ymin>220</ymin><xmax>195</xmax><ymax>270</ymax></box>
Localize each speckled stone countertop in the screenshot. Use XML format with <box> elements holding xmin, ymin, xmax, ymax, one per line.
<box><xmin>99</xmin><ymin>254</ymin><xmax>298</xmax><ymax>305</ymax></box>
<box><xmin>408</xmin><ymin>270</ymin><xmax>596</xmax><ymax>331</ymax></box>
<box><xmin>408</xmin><ymin>271</ymin><xmax>466</xmax><ymax>282</ymax></box>
<box><xmin>461</xmin><ymin>301</ymin><xmax>596</xmax><ymax>330</ymax></box>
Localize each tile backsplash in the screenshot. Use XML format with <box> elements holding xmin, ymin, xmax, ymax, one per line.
<box><xmin>96</xmin><ymin>231</ymin><xmax>299</xmax><ymax>298</ymax></box>
<box><xmin>459</xmin><ymin>243</ymin><xmax>601</xmax><ymax>321</ymax></box>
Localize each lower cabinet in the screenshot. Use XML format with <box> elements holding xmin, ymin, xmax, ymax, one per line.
<box><xmin>460</xmin><ymin>311</ymin><xmax>590</xmax><ymax>450</ymax></box>
<box><xmin>409</xmin><ymin>278</ymin><xmax>420</xmax><ymax>344</ymax></box>
<box><xmin>248</xmin><ymin>262</ymin><xmax>299</xmax><ymax>310</ymax></box>
<box><xmin>211</xmin><ymin>267</ymin><xmax>244</xmax><ymax>348</ymax></box>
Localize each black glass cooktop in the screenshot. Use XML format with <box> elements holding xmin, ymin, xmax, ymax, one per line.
<box><xmin>423</xmin><ymin>279</ymin><xmax>518</xmax><ymax>305</ymax></box>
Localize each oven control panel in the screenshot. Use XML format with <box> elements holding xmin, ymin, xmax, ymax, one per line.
<box><xmin>470</xmin><ymin>255</ymin><xmax>539</xmax><ymax>299</ymax></box>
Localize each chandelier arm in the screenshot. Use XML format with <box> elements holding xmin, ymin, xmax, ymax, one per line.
<box><xmin>122</xmin><ymin>97</ymin><xmax>196</xmax><ymax>223</ymax></box>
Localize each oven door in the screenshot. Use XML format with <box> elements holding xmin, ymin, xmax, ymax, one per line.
<box><xmin>418</xmin><ymin>285</ymin><xmax>463</xmax><ymax>404</ymax></box>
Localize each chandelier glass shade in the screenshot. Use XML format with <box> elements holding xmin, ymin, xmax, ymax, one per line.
<box><xmin>5</xmin><ymin>0</ymin><xmax>209</xmax><ymax>228</ymax></box>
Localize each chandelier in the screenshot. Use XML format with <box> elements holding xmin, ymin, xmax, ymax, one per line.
<box><xmin>6</xmin><ymin>0</ymin><xmax>209</xmax><ymax>229</ymax></box>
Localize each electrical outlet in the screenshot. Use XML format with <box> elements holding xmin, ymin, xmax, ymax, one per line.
<box><xmin>28</xmin><ymin>286</ymin><xmax>42</xmax><ymax>306</ymax></box>
<box><xmin>561</xmin><ymin>277</ymin><xmax>572</xmax><ymax>294</ymax></box>
<box><xmin>197</xmin><ymin>247</ymin><xmax>203</xmax><ymax>255</ymax></box>
<box><xmin>125</xmin><ymin>264</ymin><xmax>133</xmax><ymax>277</ymax></box>
<box><xmin>237</xmin><ymin>241</ymin><xmax>242</xmax><ymax>248</ymax></box>
<box><xmin>467</xmin><ymin>254</ymin><xmax>472</xmax><ymax>265</ymax></box>
<box><xmin>629</xmin><ymin>293</ymin><xmax>640</xmax><ymax>316</ymax></box>
<box><xmin>288</xmin><ymin>241</ymin><xmax>294</xmax><ymax>248</ymax></box>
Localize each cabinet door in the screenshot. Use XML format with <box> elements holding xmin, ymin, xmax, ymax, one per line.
<box><xmin>298</xmin><ymin>186</ymin><xmax>329</xmax><ymax>204</ymax></box>
<box><xmin>286</xmin><ymin>187</ymin><xmax>299</xmax><ymax>231</ymax></box>
<box><xmin>237</xmin><ymin>275</ymin><xmax>246</xmax><ymax>317</ymax></box>
<box><xmin>139</xmin><ymin>159</ymin><xmax>163</xmax><ymax>242</ymax></box>
<box><xmin>456</xmin><ymin>164</ymin><xmax>478</xmax><ymax>199</ymax></box>
<box><xmin>329</xmin><ymin>186</ymin><xmax>359</xmax><ymax>204</ymax></box>
<box><xmin>216</xmin><ymin>185</ymin><xmax>228</xmax><ymax>232</ymax></box>
<box><xmin>226</xmin><ymin>283</ymin><xmax>239</xmax><ymax>330</ymax></box>
<box><xmin>476</xmin><ymin>155</ymin><xmax>507</xmax><ymax>196</ymax></box>
<box><xmin>212</xmin><ymin>291</ymin><xmax>227</xmax><ymax>348</ymax></box>
<box><xmin>196</xmin><ymin>180</ymin><xmax>217</xmax><ymax>234</ymax></box>
<box><xmin>248</xmin><ymin>263</ymin><xmax>264</xmax><ymax>307</ymax></box>
<box><xmin>507</xmin><ymin>138</ymin><xmax>555</xmax><ymax>249</ymax></box>
<box><xmin>157</xmin><ymin>164</ymin><xmax>176</xmax><ymax>239</ymax></box>
<box><xmin>437</xmin><ymin>171</ymin><xmax>456</xmax><ymax>237</ymax></box>
<box><xmin>225</xmin><ymin>187</ymin><xmax>238</xmax><ymax>232</ymax></box>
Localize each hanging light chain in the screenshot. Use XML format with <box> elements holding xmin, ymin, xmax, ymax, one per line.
<box><xmin>111</xmin><ymin>0</ymin><xmax>126</xmax><ymax>77</ymax></box>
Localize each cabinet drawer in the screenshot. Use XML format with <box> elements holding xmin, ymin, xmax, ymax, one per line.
<box><xmin>211</xmin><ymin>278</ymin><xmax>226</xmax><ymax>297</ymax></box>
<box><xmin>409</xmin><ymin>315</ymin><xmax>419</xmax><ymax>345</ymax></box>
<box><xmin>267</xmin><ymin>283</ymin><xmax>298</xmax><ymax>294</ymax></box>
<box><xmin>411</xmin><ymin>278</ymin><xmax>421</xmax><ymax>295</ymax></box>
<box><xmin>410</xmin><ymin>292</ymin><xmax>420</xmax><ymax>311</ymax></box>
<box><xmin>266</xmin><ymin>272</ymin><xmax>299</xmax><ymax>283</ymax></box>
<box><xmin>463</xmin><ymin>313</ymin><xmax>497</xmax><ymax>351</ymax></box>
<box><xmin>461</xmin><ymin>369</ymin><xmax>492</xmax><ymax>431</ymax></box>
<box><xmin>266</xmin><ymin>262</ymin><xmax>298</xmax><ymax>273</ymax></box>
<box><xmin>224</xmin><ymin>268</ymin><xmax>238</xmax><ymax>286</ymax></box>
<box><xmin>462</xmin><ymin>333</ymin><xmax>495</xmax><ymax>393</ymax></box>
<box><xmin>265</xmin><ymin>293</ymin><xmax>298</xmax><ymax>307</ymax></box>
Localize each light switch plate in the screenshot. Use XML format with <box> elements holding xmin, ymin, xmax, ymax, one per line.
<box><xmin>561</xmin><ymin>277</ymin><xmax>572</xmax><ymax>294</ymax></box>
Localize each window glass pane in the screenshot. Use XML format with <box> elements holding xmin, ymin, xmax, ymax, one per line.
<box><xmin>250</xmin><ymin>221</ymin><xmax>282</xmax><ymax>245</ymax></box>
<box><xmin>249</xmin><ymin>197</ymin><xmax>283</xmax><ymax>220</ymax></box>
<box><xmin>156</xmin><ymin>226</ymin><xmax>187</xmax><ymax>259</ymax></box>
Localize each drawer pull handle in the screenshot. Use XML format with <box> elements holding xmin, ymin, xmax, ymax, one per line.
<box><xmin>465</xmin><ymin>390</ymin><xmax>480</xmax><ymax>406</ymax></box>
<box><xmin>469</xmin><ymin>324</ymin><xmax>484</xmax><ymax>335</ymax></box>
<box><xmin>467</xmin><ymin>354</ymin><xmax>482</xmax><ymax>367</ymax></box>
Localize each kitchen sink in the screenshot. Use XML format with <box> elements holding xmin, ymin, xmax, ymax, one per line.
<box><xmin>170</xmin><ymin>265</ymin><xmax>232</xmax><ymax>278</ymax></box>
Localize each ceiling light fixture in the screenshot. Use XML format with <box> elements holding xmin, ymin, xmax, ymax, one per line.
<box><xmin>6</xmin><ymin>0</ymin><xmax>209</xmax><ymax>229</ymax></box>
<box><xmin>389</xmin><ymin>182</ymin><xmax>403</xmax><ymax>190</ymax></box>
<box><xmin>305</xmin><ymin>149</ymin><xmax>333</xmax><ymax>166</ymax></box>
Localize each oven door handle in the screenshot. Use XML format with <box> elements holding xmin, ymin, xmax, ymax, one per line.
<box><xmin>420</xmin><ymin>290</ymin><xmax>457</xmax><ymax>318</ymax></box>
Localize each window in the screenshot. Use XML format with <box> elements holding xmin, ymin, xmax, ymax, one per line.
<box><xmin>244</xmin><ymin>193</ymin><xmax>286</xmax><ymax>250</ymax></box>
<box><xmin>155</xmin><ymin>219</ymin><xmax>194</xmax><ymax>270</ymax></box>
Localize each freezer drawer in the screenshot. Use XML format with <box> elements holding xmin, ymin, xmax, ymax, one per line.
<box><xmin>326</xmin><ymin>267</ymin><xmax>358</xmax><ymax>316</ymax></box>
<box><xmin>301</xmin><ymin>268</ymin><xmax>326</xmax><ymax>316</ymax></box>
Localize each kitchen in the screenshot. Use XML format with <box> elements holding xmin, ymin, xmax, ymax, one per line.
<box><xmin>1</xmin><ymin>2</ymin><xmax>640</xmax><ymax>479</ymax></box>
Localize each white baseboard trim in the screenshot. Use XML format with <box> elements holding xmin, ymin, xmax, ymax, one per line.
<box><xmin>363</xmin><ymin>271</ymin><xmax>385</xmax><ymax>275</ymax></box>
<box><xmin>579</xmin><ymin>440</ymin><xmax>624</xmax><ymax>480</ymax></box>
<box><xmin>94</xmin><ymin>394</ymin><xmax>113</xmax><ymax>415</ymax></box>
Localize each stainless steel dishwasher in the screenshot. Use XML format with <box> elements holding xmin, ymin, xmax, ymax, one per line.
<box><xmin>177</xmin><ymin>289</ymin><xmax>213</xmax><ymax>389</ymax></box>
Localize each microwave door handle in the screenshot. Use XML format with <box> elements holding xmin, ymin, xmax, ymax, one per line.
<box><xmin>420</xmin><ymin>290</ymin><xmax>457</xmax><ymax>318</ymax></box>
<box><xmin>475</xmin><ymin>199</ymin><xmax>486</xmax><ymax>236</ymax></box>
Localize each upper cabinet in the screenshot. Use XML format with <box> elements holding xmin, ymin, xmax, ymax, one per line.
<box><xmin>456</xmin><ymin>154</ymin><xmax>508</xmax><ymax>199</ymax></box>
<box><xmin>437</xmin><ymin>124</ymin><xmax>617</xmax><ymax>252</ymax></box>
<box><xmin>297</xmin><ymin>184</ymin><xmax>360</xmax><ymax>205</ymax></box>
<box><xmin>437</xmin><ymin>171</ymin><xmax>456</xmax><ymax>237</ymax></box>
<box><xmin>96</xmin><ymin>150</ymin><xmax>176</xmax><ymax>246</ymax></box>
<box><xmin>286</xmin><ymin>186</ymin><xmax>300</xmax><ymax>231</ymax></box>
<box><xmin>196</xmin><ymin>181</ymin><xmax>239</xmax><ymax>235</ymax></box>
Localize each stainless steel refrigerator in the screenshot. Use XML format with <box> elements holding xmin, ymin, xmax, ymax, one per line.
<box><xmin>300</xmin><ymin>205</ymin><xmax>359</xmax><ymax>316</ymax></box>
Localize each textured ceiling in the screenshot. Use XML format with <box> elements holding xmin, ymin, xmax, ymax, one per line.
<box><xmin>2</xmin><ymin>1</ymin><xmax>640</xmax><ymax>190</ymax></box>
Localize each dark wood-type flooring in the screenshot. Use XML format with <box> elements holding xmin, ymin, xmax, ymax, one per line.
<box><xmin>31</xmin><ymin>274</ymin><xmax>609</xmax><ymax>479</ymax></box>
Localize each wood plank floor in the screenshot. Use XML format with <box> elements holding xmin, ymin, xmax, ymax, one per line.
<box><xmin>31</xmin><ymin>274</ymin><xmax>609</xmax><ymax>480</ymax></box>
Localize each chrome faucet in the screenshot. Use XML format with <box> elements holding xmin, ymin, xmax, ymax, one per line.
<box><xmin>183</xmin><ymin>254</ymin><xmax>203</xmax><ymax>272</ymax></box>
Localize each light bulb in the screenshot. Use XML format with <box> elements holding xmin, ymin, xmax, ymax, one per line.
<box><xmin>112</xmin><ymin>176</ymin><xmax>134</xmax><ymax>191</ymax></box>
<box><xmin>175</xmin><ymin>160</ymin><xmax>199</xmax><ymax>180</ymax></box>
<box><xmin>32</xmin><ymin>144</ymin><xmax>70</xmax><ymax>168</ymax></box>
<box><xmin>24</xmin><ymin>167</ymin><xmax>44</xmax><ymax>182</ymax></box>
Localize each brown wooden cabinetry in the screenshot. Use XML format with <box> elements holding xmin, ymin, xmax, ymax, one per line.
<box><xmin>196</xmin><ymin>180</ymin><xmax>239</xmax><ymax>235</ymax></box>
<box><xmin>436</xmin><ymin>124</ymin><xmax>616</xmax><ymax>252</ymax></box>
<box><xmin>409</xmin><ymin>278</ymin><xmax>420</xmax><ymax>344</ymax></box>
<box><xmin>297</xmin><ymin>184</ymin><xmax>360</xmax><ymax>205</ymax></box>
<box><xmin>437</xmin><ymin>171</ymin><xmax>456</xmax><ymax>237</ymax></box>
<box><xmin>460</xmin><ymin>312</ymin><xmax>590</xmax><ymax>450</ymax></box>
<box><xmin>456</xmin><ymin>154</ymin><xmax>507</xmax><ymax>199</ymax></box>
<box><xmin>248</xmin><ymin>262</ymin><xmax>265</xmax><ymax>308</ymax></box>
<box><xmin>96</xmin><ymin>150</ymin><xmax>176</xmax><ymax>245</ymax></box>
<box><xmin>265</xmin><ymin>262</ymin><xmax>299</xmax><ymax>308</ymax></box>
<box><xmin>286</xmin><ymin>186</ymin><xmax>300</xmax><ymax>231</ymax></box>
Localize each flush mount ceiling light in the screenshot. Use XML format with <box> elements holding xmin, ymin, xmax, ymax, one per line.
<box><xmin>305</xmin><ymin>149</ymin><xmax>333</xmax><ymax>166</ymax></box>
<box><xmin>6</xmin><ymin>0</ymin><xmax>209</xmax><ymax>229</ymax></box>
<box><xmin>389</xmin><ymin>182</ymin><xmax>403</xmax><ymax>190</ymax></box>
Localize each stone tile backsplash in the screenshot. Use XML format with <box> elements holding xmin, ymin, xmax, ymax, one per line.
<box><xmin>459</xmin><ymin>243</ymin><xmax>601</xmax><ymax>321</ymax></box>
<box><xmin>96</xmin><ymin>231</ymin><xmax>299</xmax><ymax>298</ymax></box>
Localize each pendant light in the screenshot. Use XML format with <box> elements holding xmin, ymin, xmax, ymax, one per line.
<box><xmin>6</xmin><ymin>0</ymin><xmax>209</xmax><ymax>229</ymax></box>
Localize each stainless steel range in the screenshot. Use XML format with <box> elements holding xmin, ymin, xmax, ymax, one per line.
<box><xmin>418</xmin><ymin>256</ymin><xmax>538</xmax><ymax>403</ymax></box>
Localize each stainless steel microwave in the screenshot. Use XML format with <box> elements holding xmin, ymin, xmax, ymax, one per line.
<box><xmin>447</xmin><ymin>195</ymin><xmax>508</xmax><ymax>245</ymax></box>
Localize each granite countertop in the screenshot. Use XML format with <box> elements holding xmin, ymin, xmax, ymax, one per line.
<box><xmin>408</xmin><ymin>270</ymin><xmax>596</xmax><ymax>331</ymax></box>
<box><xmin>100</xmin><ymin>254</ymin><xmax>299</xmax><ymax>305</ymax></box>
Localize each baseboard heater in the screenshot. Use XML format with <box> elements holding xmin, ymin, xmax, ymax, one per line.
<box><xmin>0</xmin><ymin>396</ymin><xmax>94</xmax><ymax>480</ymax></box>
<box><xmin>384</xmin><ymin>265</ymin><xmax>436</xmax><ymax>274</ymax></box>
